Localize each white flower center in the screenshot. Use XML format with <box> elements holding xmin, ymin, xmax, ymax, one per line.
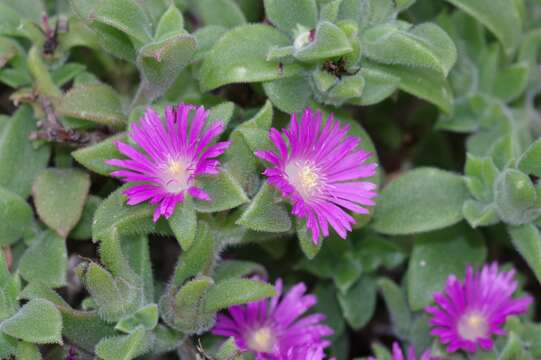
<box><xmin>247</xmin><ymin>327</ymin><xmax>276</xmax><ymax>353</ymax></box>
<box><xmin>285</xmin><ymin>160</ymin><xmax>322</xmax><ymax>199</ymax></box>
<box><xmin>458</xmin><ymin>312</ymin><xmax>489</xmax><ymax>341</ymax></box>
<box><xmin>162</xmin><ymin>159</ymin><xmax>190</xmax><ymax>193</ymax></box>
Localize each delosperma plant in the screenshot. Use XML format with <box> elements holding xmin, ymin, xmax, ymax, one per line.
<box><xmin>0</xmin><ymin>0</ymin><xmax>540</xmax><ymax>359</ymax></box>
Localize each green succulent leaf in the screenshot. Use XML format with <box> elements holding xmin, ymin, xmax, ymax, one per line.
<box><xmin>214</xmin><ymin>260</ymin><xmax>267</xmax><ymax>282</ymax></box>
<box><xmin>60</xmin><ymin>307</ymin><xmax>116</xmax><ymax>353</ymax></box>
<box><xmin>237</xmin><ymin>183</ymin><xmax>292</xmax><ymax>233</ymax></box>
<box><xmin>92</xmin><ymin>186</ymin><xmax>156</xmax><ymax>242</ymax></box>
<box><xmin>365</xmin><ymin>62</ymin><xmax>454</xmax><ymax>114</ymax></box>
<box><xmin>200</xmin><ymin>24</ymin><xmax>302</xmax><ymax>91</ymax></box>
<box><xmin>337</xmin><ymin>276</ymin><xmax>376</xmax><ymax>330</ymax></box>
<box><xmin>136</xmin><ymin>33</ymin><xmax>196</xmax><ymax>100</ymax></box>
<box><xmin>204</xmin><ymin>278</ymin><xmax>276</xmax><ymax>312</ymax></box>
<box><xmin>155</xmin><ymin>5</ymin><xmax>185</xmax><ymax>40</ymax></box>
<box><xmin>0</xmin><ymin>106</ymin><xmax>50</xmax><ymax>198</ymax></box>
<box><xmin>0</xmin><ymin>299</ymin><xmax>63</xmax><ymax>344</ymax></box>
<box><xmin>57</xmin><ymin>84</ymin><xmax>127</xmax><ymax>128</ymax></box>
<box><xmin>15</xmin><ymin>341</ymin><xmax>41</xmax><ymax>360</ymax></box>
<box><xmin>491</xmin><ymin>62</ymin><xmax>529</xmax><ymax>103</ymax></box>
<box><xmin>377</xmin><ymin>278</ymin><xmax>411</xmax><ymax>339</ymax></box>
<box><xmin>172</xmin><ymin>222</ymin><xmax>216</xmax><ymax>286</ymax></box>
<box><xmin>71</xmin><ymin>195</ymin><xmax>103</xmax><ymax>240</ymax></box>
<box><xmin>79</xmin><ymin>0</ymin><xmax>152</xmax><ymax>43</ymax></box>
<box><xmin>363</xmin><ymin>22</ymin><xmax>457</xmax><ymax>76</ymax></box>
<box><xmin>160</xmin><ymin>276</ymin><xmax>215</xmax><ymax>334</ymax></box>
<box><xmin>115</xmin><ymin>304</ymin><xmax>158</xmax><ymax>333</ymax></box>
<box><xmin>444</xmin><ymin>0</ymin><xmax>522</xmax><ymax>56</ymax></box>
<box><xmin>168</xmin><ymin>197</ymin><xmax>197</xmax><ymax>250</ymax></box>
<box><xmin>508</xmin><ymin>224</ymin><xmax>541</xmax><ymax>284</ymax></box>
<box><xmin>0</xmin><ymin>186</ymin><xmax>33</xmax><ymax>246</ymax></box>
<box><xmin>72</xmin><ymin>133</ymin><xmax>126</xmax><ymax>176</ymax></box>
<box><xmin>462</xmin><ymin>200</ymin><xmax>499</xmax><ymax>228</ymax></box>
<box><xmin>264</xmin><ymin>0</ymin><xmax>317</xmax><ymax>34</ymax></box>
<box><xmin>494</xmin><ymin>169</ymin><xmax>540</xmax><ymax>225</ymax></box>
<box><xmin>194</xmin><ymin>170</ymin><xmax>249</xmax><ymax>213</ymax></box>
<box><xmin>95</xmin><ymin>325</ymin><xmax>152</xmax><ymax>360</ymax></box>
<box><xmin>78</xmin><ymin>262</ymin><xmax>140</xmax><ymax>322</ymax></box>
<box><xmin>372</xmin><ymin>168</ymin><xmax>468</xmax><ymax>235</ymax></box>
<box><xmin>294</xmin><ymin>21</ymin><xmax>353</xmax><ymax>63</ymax></box>
<box><xmin>0</xmin><ymin>252</ymin><xmax>20</xmax><ymax>321</ymax></box>
<box><xmin>407</xmin><ymin>223</ymin><xmax>486</xmax><ymax>310</ymax></box>
<box><xmin>518</xmin><ymin>138</ymin><xmax>541</xmax><ymax>178</ymax></box>
<box><xmin>33</xmin><ymin>168</ymin><xmax>91</xmax><ymax>237</ymax></box>
<box><xmin>263</xmin><ymin>75</ymin><xmax>312</xmax><ymax>113</ymax></box>
<box><xmin>297</xmin><ymin>219</ymin><xmax>322</xmax><ymax>259</ymax></box>
<box><xmin>196</xmin><ymin>0</ymin><xmax>246</xmax><ymax>28</ymax></box>
<box><xmin>19</xmin><ymin>230</ymin><xmax>67</xmax><ymax>288</ymax></box>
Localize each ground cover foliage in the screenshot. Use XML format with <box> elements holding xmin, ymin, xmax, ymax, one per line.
<box><xmin>0</xmin><ymin>0</ymin><xmax>540</xmax><ymax>359</ymax></box>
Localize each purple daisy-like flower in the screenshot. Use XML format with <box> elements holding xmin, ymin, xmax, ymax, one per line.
<box><xmin>426</xmin><ymin>263</ymin><xmax>533</xmax><ymax>353</ymax></box>
<box><xmin>212</xmin><ymin>278</ymin><xmax>333</xmax><ymax>359</ymax></box>
<box><xmin>255</xmin><ymin>108</ymin><xmax>377</xmax><ymax>244</ymax></box>
<box><xmin>368</xmin><ymin>342</ymin><xmax>437</xmax><ymax>360</ymax></box>
<box><xmin>107</xmin><ymin>103</ymin><xmax>230</xmax><ymax>222</ymax></box>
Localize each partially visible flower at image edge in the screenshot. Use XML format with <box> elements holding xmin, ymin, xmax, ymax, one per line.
<box><xmin>368</xmin><ymin>342</ymin><xmax>439</xmax><ymax>360</ymax></box>
<box><xmin>212</xmin><ymin>278</ymin><xmax>334</xmax><ymax>359</ymax></box>
<box><xmin>255</xmin><ymin>108</ymin><xmax>377</xmax><ymax>244</ymax></box>
<box><xmin>107</xmin><ymin>103</ymin><xmax>230</xmax><ymax>221</ymax></box>
<box><xmin>426</xmin><ymin>262</ymin><xmax>533</xmax><ymax>353</ymax></box>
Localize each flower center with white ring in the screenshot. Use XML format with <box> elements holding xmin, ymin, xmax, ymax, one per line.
<box><xmin>285</xmin><ymin>160</ymin><xmax>322</xmax><ymax>199</ymax></box>
<box><xmin>162</xmin><ymin>159</ymin><xmax>190</xmax><ymax>193</ymax></box>
<box><xmin>247</xmin><ymin>327</ymin><xmax>276</xmax><ymax>353</ymax></box>
<box><xmin>458</xmin><ymin>312</ymin><xmax>489</xmax><ymax>341</ymax></box>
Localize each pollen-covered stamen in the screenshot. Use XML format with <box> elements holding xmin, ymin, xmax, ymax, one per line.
<box><xmin>162</xmin><ymin>158</ymin><xmax>191</xmax><ymax>193</ymax></box>
<box><xmin>458</xmin><ymin>312</ymin><xmax>489</xmax><ymax>341</ymax></box>
<box><xmin>246</xmin><ymin>327</ymin><xmax>276</xmax><ymax>353</ymax></box>
<box><xmin>285</xmin><ymin>160</ymin><xmax>323</xmax><ymax>199</ymax></box>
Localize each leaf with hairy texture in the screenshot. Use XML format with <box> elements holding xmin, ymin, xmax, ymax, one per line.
<box><xmin>0</xmin><ymin>299</ymin><xmax>62</xmax><ymax>344</ymax></box>
<box><xmin>338</xmin><ymin>276</ymin><xmax>376</xmax><ymax>330</ymax></box>
<box><xmin>196</xmin><ymin>0</ymin><xmax>246</xmax><ymax>28</ymax></box>
<box><xmin>364</xmin><ymin>62</ymin><xmax>454</xmax><ymax>114</ymax></box>
<box><xmin>0</xmin><ymin>106</ymin><xmax>50</xmax><ymax>198</ymax></box>
<box><xmin>194</xmin><ymin>170</ymin><xmax>249</xmax><ymax>213</ymax></box>
<box><xmin>92</xmin><ymin>187</ymin><xmax>157</xmax><ymax>242</ymax></box>
<box><xmin>237</xmin><ymin>183</ymin><xmax>291</xmax><ymax>233</ymax></box>
<box><xmin>33</xmin><ymin>169</ymin><xmax>90</xmax><ymax>237</ymax></box>
<box><xmin>372</xmin><ymin>168</ymin><xmax>468</xmax><ymax>235</ymax></box>
<box><xmin>444</xmin><ymin>0</ymin><xmax>522</xmax><ymax>56</ymax></box>
<box><xmin>57</xmin><ymin>84</ymin><xmax>127</xmax><ymax>128</ymax></box>
<box><xmin>363</xmin><ymin>22</ymin><xmax>457</xmax><ymax>76</ymax></box>
<box><xmin>263</xmin><ymin>75</ymin><xmax>312</xmax><ymax>113</ymax></box>
<box><xmin>72</xmin><ymin>133</ymin><xmax>126</xmax><ymax>176</ymax></box>
<box><xmin>264</xmin><ymin>0</ymin><xmax>317</xmax><ymax>33</ymax></box>
<box><xmin>136</xmin><ymin>33</ymin><xmax>196</xmax><ymax>100</ymax></box>
<box><xmin>518</xmin><ymin>138</ymin><xmax>541</xmax><ymax>178</ymax></box>
<box><xmin>169</xmin><ymin>197</ymin><xmax>197</xmax><ymax>250</ymax></box>
<box><xmin>378</xmin><ymin>278</ymin><xmax>411</xmax><ymax>339</ymax></box>
<box><xmin>204</xmin><ymin>278</ymin><xmax>276</xmax><ymax>312</ymax></box>
<box><xmin>508</xmin><ymin>224</ymin><xmax>541</xmax><ymax>284</ymax></box>
<box><xmin>0</xmin><ymin>186</ymin><xmax>33</xmax><ymax>246</ymax></box>
<box><xmin>407</xmin><ymin>223</ymin><xmax>486</xmax><ymax>310</ymax></box>
<box><xmin>19</xmin><ymin>231</ymin><xmax>67</xmax><ymax>288</ymax></box>
<box><xmin>95</xmin><ymin>326</ymin><xmax>152</xmax><ymax>360</ymax></box>
<box><xmin>200</xmin><ymin>24</ymin><xmax>302</xmax><ymax>91</ymax></box>
<box><xmin>60</xmin><ymin>307</ymin><xmax>116</xmax><ymax>353</ymax></box>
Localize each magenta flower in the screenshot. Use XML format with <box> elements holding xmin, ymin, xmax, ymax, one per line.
<box><xmin>212</xmin><ymin>278</ymin><xmax>333</xmax><ymax>359</ymax></box>
<box><xmin>107</xmin><ymin>104</ymin><xmax>230</xmax><ymax>221</ymax></box>
<box><xmin>255</xmin><ymin>108</ymin><xmax>377</xmax><ymax>244</ymax></box>
<box><xmin>426</xmin><ymin>263</ymin><xmax>532</xmax><ymax>353</ymax></box>
<box><xmin>368</xmin><ymin>342</ymin><xmax>437</xmax><ymax>360</ymax></box>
